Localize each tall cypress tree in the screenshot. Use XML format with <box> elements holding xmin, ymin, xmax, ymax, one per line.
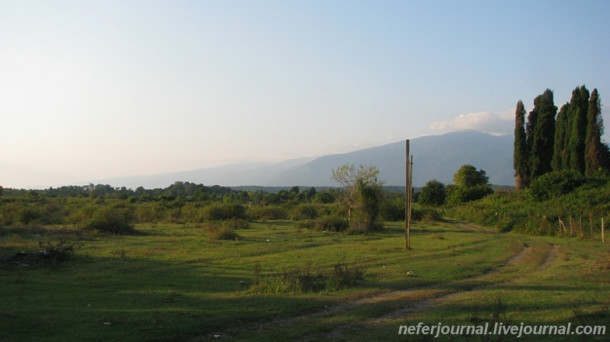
<box><xmin>567</xmin><ymin>86</ymin><xmax>590</xmax><ymax>174</ymax></box>
<box><xmin>529</xmin><ymin>89</ymin><xmax>557</xmax><ymax>180</ymax></box>
<box><xmin>585</xmin><ymin>89</ymin><xmax>603</xmax><ymax>176</ymax></box>
<box><xmin>513</xmin><ymin>100</ymin><xmax>528</xmax><ymax>189</ymax></box>
<box><xmin>526</xmin><ymin>99</ymin><xmax>539</xmax><ymax>152</ymax></box>
<box><xmin>552</xmin><ymin>103</ymin><xmax>570</xmax><ymax>171</ymax></box>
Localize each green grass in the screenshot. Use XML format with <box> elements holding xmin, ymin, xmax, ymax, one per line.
<box><xmin>1</xmin><ymin>221</ymin><xmax>608</xmax><ymax>341</ymax></box>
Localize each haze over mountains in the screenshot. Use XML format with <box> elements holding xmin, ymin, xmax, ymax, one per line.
<box><xmin>98</xmin><ymin>131</ymin><xmax>514</xmax><ymax>189</ymax></box>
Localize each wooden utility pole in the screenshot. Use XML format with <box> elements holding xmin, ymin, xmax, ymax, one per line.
<box><xmin>405</xmin><ymin>140</ymin><xmax>413</xmax><ymax>250</ymax></box>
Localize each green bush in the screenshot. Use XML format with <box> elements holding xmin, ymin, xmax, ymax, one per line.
<box><xmin>86</xmin><ymin>206</ymin><xmax>135</xmax><ymax>234</ymax></box>
<box><xmin>447</xmin><ymin>184</ymin><xmax>493</xmax><ymax>205</ymax></box>
<box><xmin>327</xmin><ymin>261</ymin><xmax>365</xmax><ymax>291</ymax></box>
<box><xmin>205</xmin><ymin>222</ymin><xmax>239</xmax><ymax>240</ymax></box>
<box><xmin>7</xmin><ymin>239</ymin><xmax>81</xmax><ymax>267</ymax></box>
<box><xmin>314</xmin><ymin>215</ymin><xmax>349</xmax><ymax>232</ymax></box>
<box><xmin>313</xmin><ymin>191</ymin><xmax>335</xmax><ymax>204</ymax></box>
<box><xmin>19</xmin><ymin>207</ymin><xmax>43</xmax><ymax>225</ymax></box>
<box><xmin>133</xmin><ymin>202</ymin><xmax>166</xmax><ymax>223</ymax></box>
<box><xmin>529</xmin><ymin>170</ymin><xmax>584</xmax><ymax>201</ymax></box>
<box><xmin>290</xmin><ymin>204</ymin><xmax>319</xmax><ymax>220</ymax></box>
<box><xmin>254</xmin><ymin>270</ymin><xmax>326</xmax><ymax>294</ymax></box>
<box><xmin>248</xmin><ymin>206</ymin><xmax>289</xmax><ymax>220</ymax></box>
<box><xmin>418</xmin><ymin>180</ymin><xmax>446</xmax><ymax>206</ymax></box>
<box><xmin>38</xmin><ymin>239</ymin><xmax>81</xmax><ymax>265</ymax></box>
<box><xmin>221</xmin><ymin>218</ymin><xmax>250</xmax><ymax>229</ymax></box>
<box><xmin>253</xmin><ymin>261</ymin><xmax>364</xmax><ymax>294</ymax></box>
<box><xmin>380</xmin><ymin>196</ymin><xmax>405</xmax><ymax>221</ymax></box>
<box><xmin>204</xmin><ymin>203</ymin><xmax>247</xmax><ymax>220</ymax></box>
<box><xmin>411</xmin><ymin>207</ymin><xmax>442</xmax><ymax>222</ymax></box>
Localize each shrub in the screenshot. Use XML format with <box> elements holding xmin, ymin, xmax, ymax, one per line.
<box><xmin>248</xmin><ymin>206</ymin><xmax>289</xmax><ymax>220</ymax></box>
<box><xmin>447</xmin><ymin>184</ymin><xmax>493</xmax><ymax>205</ymax></box>
<box><xmin>7</xmin><ymin>239</ymin><xmax>81</xmax><ymax>267</ymax></box>
<box><xmin>221</xmin><ymin>218</ymin><xmax>250</xmax><ymax>230</ymax></box>
<box><xmin>314</xmin><ymin>215</ymin><xmax>349</xmax><ymax>232</ymax></box>
<box><xmin>411</xmin><ymin>207</ymin><xmax>442</xmax><ymax>222</ymax></box>
<box><xmin>253</xmin><ymin>261</ymin><xmax>364</xmax><ymax>294</ymax></box>
<box><xmin>529</xmin><ymin>170</ymin><xmax>584</xmax><ymax>201</ymax></box>
<box><xmin>133</xmin><ymin>202</ymin><xmax>166</xmax><ymax>223</ymax></box>
<box><xmin>380</xmin><ymin>196</ymin><xmax>405</xmax><ymax>221</ymax></box>
<box><xmin>38</xmin><ymin>239</ymin><xmax>81</xmax><ymax>265</ymax></box>
<box><xmin>313</xmin><ymin>191</ymin><xmax>335</xmax><ymax>204</ymax></box>
<box><xmin>204</xmin><ymin>204</ymin><xmax>247</xmax><ymax>220</ymax></box>
<box><xmin>327</xmin><ymin>261</ymin><xmax>364</xmax><ymax>291</ymax></box>
<box><xmin>19</xmin><ymin>208</ymin><xmax>42</xmax><ymax>225</ymax></box>
<box><xmin>254</xmin><ymin>270</ymin><xmax>326</xmax><ymax>294</ymax></box>
<box><xmin>418</xmin><ymin>180</ymin><xmax>446</xmax><ymax>206</ymax></box>
<box><xmin>205</xmin><ymin>222</ymin><xmax>239</xmax><ymax>240</ymax></box>
<box><xmin>290</xmin><ymin>204</ymin><xmax>319</xmax><ymax>220</ymax></box>
<box><xmin>86</xmin><ymin>206</ymin><xmax>135</xmax><ymax>234</ymax></box>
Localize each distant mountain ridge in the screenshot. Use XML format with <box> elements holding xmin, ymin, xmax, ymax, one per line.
<box><xmin>98</xmin><ymin>130</ymin><xmax>514</xmax><ymax>188</ymax></box>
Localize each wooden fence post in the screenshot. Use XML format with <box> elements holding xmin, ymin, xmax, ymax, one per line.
<box><xmin>602</xmin><ymin>217</ymin><xmax>605</xmax><ymax>243</ymax></box>
<box><xmin>405</xmin><ymin>140</ymin><xmax>411</xmax><ymax>250</ymax></box>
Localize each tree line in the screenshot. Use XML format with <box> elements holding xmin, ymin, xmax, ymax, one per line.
<box><xmin>514</xmin><ymin>86</ymin><xmax>610</xmax><ymax>189</ymax></box>
<box><xmin>0</xmin><ymin>177</ymin><xmax>420</xmax><ymax>232</ymax></box>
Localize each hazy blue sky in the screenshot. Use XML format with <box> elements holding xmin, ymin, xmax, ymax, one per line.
<box><xmin>1</xmin><ymin>0</ymin><xmax>609</xmax><ymax>188</ymax></box>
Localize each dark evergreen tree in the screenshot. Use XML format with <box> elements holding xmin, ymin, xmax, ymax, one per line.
<box><xmin>526</xmin><ymin>98</ymin><xmax>539</xmax><ymax>152</ymax></box>
<box><xmin>601</xmin><ymin>143</ymin><xmax>610</xmax><ymax>170</ymax></box>
<box><xmin>529</xmin><ymin>89</ymin><xmax>557</xmax><ymax>180</ymax></box>
<box><xmin>513</xmin><ymin>100</ymin><xmax>529</xmax><ymax>189</ymax></box>
<box><xmin>567</xmin><ymin>86</ymin><xmax>589</xmax><ymax>174</ymax></box>
<box><xmin>585</xmin><ymin>89</ymin><xmax>604</xmax><ymax>176</ymax></box>
<box><xmin>551</xmin><ymin>103</ymin><xmax>570</xmax><ymax>171</ymax></box>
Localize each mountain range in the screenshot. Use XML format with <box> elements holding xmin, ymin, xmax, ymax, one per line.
<box><xmin>98</xmin><ymin>130</ymin><xmax>515</xmax><ymax>188</ymax></box>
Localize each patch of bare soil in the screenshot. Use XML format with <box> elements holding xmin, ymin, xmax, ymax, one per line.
<box><xmin>538</xmin><ymin>243</ymin><xmax>558</xmax><ymax>271</ymax></box>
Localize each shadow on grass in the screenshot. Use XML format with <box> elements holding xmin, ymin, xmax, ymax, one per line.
<box><xmin>0</xmin><ymin>253</ymin><xmax>336</xmax><ymax>341</ymax></box>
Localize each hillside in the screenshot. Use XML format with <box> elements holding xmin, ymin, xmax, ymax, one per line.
<box><xmin>272</xmin><ymin>130</ymin><xmax>513</xmax><ymax>186</ymax></box>
<box><xmin>98</xmin><ymin>130</ymin><xmax>514</xmax><ymax>188</ymax></box>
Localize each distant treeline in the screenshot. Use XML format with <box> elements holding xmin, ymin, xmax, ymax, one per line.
<box><xmin>1</xmin><ymin>182</ymin><xmax>325</xmax><ymax>204</ymax></box>
<box><xmin>0</xmin><ymin>181</ymin><xmax>416</xmax><ymax>228</ymax></box>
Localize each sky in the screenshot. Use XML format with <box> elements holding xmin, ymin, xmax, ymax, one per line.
<box><xmin>1</xmin><ymin>0</ymin><xmax>609</xmax><ymax>189</ymax></box>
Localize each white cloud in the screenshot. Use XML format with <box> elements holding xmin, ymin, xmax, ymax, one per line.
<box><xmin>429</xmin><ymin>110</ymin><xmax>514</xmax><ymax>135</ymax></box>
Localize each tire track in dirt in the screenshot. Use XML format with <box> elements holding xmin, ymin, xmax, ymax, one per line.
<box><xmin>321</xmin><ymin>243</ymin><xmax>532</xmax><ymax>340</ymax></box>
<box><xmin>324</xmin><ymin>240</ymin><xmax>561</xmax><ymax>340</ymax></box>
<box><xmin>538</xmin><ymin>243</ymin><xmax>558</xmax><ymax>271</ymax></box>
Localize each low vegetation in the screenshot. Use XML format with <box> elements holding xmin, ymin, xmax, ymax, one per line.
<box><xmin>1</xmin><ymin>221</ymin><xmax>608</xmax><ymax>341</ymax></box>
<box><xmin>445</xmin><ymin>172</ymin><xmax>609</xmax><ymax>236</ymax></box>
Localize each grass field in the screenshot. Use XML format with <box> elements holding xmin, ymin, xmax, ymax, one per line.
<box><xmin>1</xmin><ymin>220</ymin><xmax>608</xmax><ymax>341</ymax></box>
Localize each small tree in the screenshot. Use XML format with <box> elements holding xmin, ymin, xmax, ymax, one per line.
<box><xmin>453</xmin><ymin>165</ymin><xmax>489</xmax><ymax>188</ymax></box>
<box><xmin>332</xmin><ymin>164</ymin><xmax>384</xmax><ymax>231</ymax></box>
<box><xmin>449</xmin><ymin>165</ymin><xmax>493</xmax><ymax>204</ymax></box>
<box><xmin>418</xmin><ymin>180</ymin><xmax>446</xmax><ymax>206</ymax></box>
